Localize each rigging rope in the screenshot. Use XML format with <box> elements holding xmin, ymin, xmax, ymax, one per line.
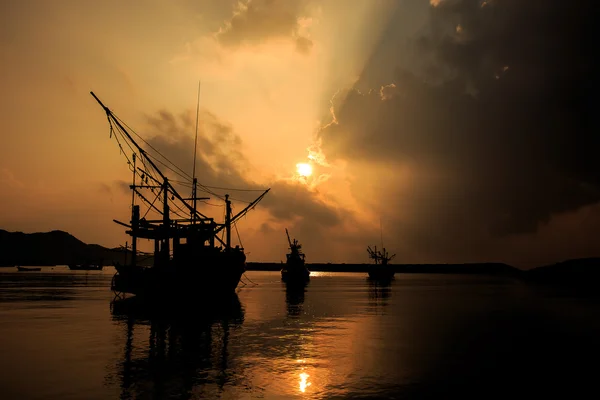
<box><xmin>106</xmin><ymin>109</ymin><xmax>267</xmax><ymax>224</ymax></box>
<box><xmin>108</xmin><ymin>123</ymin><xmax>197</xmax><ymax>220</ymax></box>
<box><xmin>199</xmin><ymin>200</ymin><xmax>224</xmax><ymax>207</ymax></box>
<box><xmin>240</xmin><ymin>273</ymin><xmax>259</xmax><ymax>286</ymax></box>
<box><xmin>146</xmin><ymin>152</ymin><xmax>192</xmax><ymax>182</ymax></box>
<box><xmin>234</xmin><ymin>221</ymin><xmax>243</xmax><ymax>248</ymax></box>
<box><xmin>141</xmin><ymin>188</ymin><xmax>163</xmax><ymax>219</ymax></box>
<box><xmin>202</xmin><ymin>185</ymin><xmax>267</xmax><ymax>192</ymax></box>
<box><xmin>113</xmin><ymin>114</ymin><xmax>193</xmax><ymax>181</ymax></box>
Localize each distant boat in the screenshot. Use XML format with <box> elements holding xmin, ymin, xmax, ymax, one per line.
<box><xmin>68</xmin><ymin>264</ymin><xmax>103</xmax><ymax>271</ymax></box>
<box><xmin>281</xmin><ymin>229</ymin><xmax>310</xmax><ymax>284</ymax></box>
<box><xmin>16</xmin><ymin>266</ymin><xmax>41</xmax><ymax>272</ymax></box>
<box><xmin>367</xmin><ymin>245</ymin><xmax>396</xmax><ymax>281</ymax></box>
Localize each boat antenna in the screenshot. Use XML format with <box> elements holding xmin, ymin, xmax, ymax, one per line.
<box><xmin>131</xmin><ymin>153</ymin><xmax>136</xmax><ymax>208</ymax></box>
<box><xmin>192</xmin><ymin>80</ymin><xmax>201</xmax><ymax>223</ymax></box>
<box><xmin>380</xmin><ymin>217</ymin><xmax>384</xmax><ymax>249</ymax></box>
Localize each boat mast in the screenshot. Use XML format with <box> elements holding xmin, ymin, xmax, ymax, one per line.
<box><xmin>162</xmin><ymin>177</ymin><xmax>170</xmax><ymax>264</ymax></box>
<box><xmin>225</xmin><ymin>194</ymin><xmax>231</xmax><ymax>249</ymax></box>
<box><xmin>214</xmin><ymin>188</ymin><xmax>270</xmax><ymax>235</ymax></box>
<box><xmin>380</xmin><ymin>217</ymin><xmax>384</xmax><ymax>249</ymax></box>
<box><xmin>131</xmin><ymin>153</ymin><xmax>136</xmax><ymax>208</ymax></box>
<box><xmin>131</xmin><ymin>153</ymin><xmax>137</xmax><ymax>268</ymax></box>
<box><xmin>192</xmin><ymin>80</ymin><xmax>201</xmax><ymax>224</ymax></box>
<box><xmin>285</xmin><ymin>228</ymin><xmax>292</xmax><ymax>248</ymax></box>
<box><xmin>367</xmin><ymin>245</ymin><xmax>396</xmax><ymax>265</ymax></box>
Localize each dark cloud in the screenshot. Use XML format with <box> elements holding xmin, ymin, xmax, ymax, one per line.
<box><xmin>261</xmin><ymin>180</ymin><xmax>342</xmax><ymax>227</ymax></box>
<box><xmin>295</xmin><ymin>35</ymin><xmax>313</xmax><ymax>54</ymax></box>
<box><xmin>98</xmin><ymin>181</ymin><xmax>131</xmax><ymax>205</ymax></box>
<box><xmin>136</xmin><ymin>109</ymin><xmax>349</xmax><ymax>237</ymax></box>
<box><xmin>318</xmin><ymin>0</ymin><xmax>599</xmax><ymax>264</ymax></box>
<box><xmin>216</xmin><ymin>0</ymin><xmax>313</xmax><ymax>53</ymax></box>
<box><xmin>144</xmin><ymin>108</ymin><xmax>250</xmax><ymax>191</ymax></box>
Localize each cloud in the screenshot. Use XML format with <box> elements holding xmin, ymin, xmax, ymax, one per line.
<box><xmin>316</xmin><ymin>0</ymin><xmax>598</xmax><ymax>264</ymax></box>
<box><xmin>261</xmin><ymin>179</ymin><xmax>342</xmax><ymax>226</ymax></box>
<box><xmin>132</xmin><ymin>108</ymin><xmax>352</xmax><ymax>238</ymax></box>
<box><xmin>216</xmin><ymin>0</ymin><xmax>313</xmax><ymax>53</ymax></box>
<box><xmin>140</xmin><ymin>108</ymin><xmax>255</xmax><ymax>196</ymax></box>
<box><xmin>0</xmin><ymin>168</ymin><xmax>24</xmax><ymax>189</ymax></box>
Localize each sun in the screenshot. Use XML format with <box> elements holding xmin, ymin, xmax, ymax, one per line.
<box><xmin>296</xmin><ymin>163</ymin><xmax>313</xmax><ymax>177</ymax></box>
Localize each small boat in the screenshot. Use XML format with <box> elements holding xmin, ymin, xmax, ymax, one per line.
<box><xmin>16</xmin><ymin>266</ymin><xmax>42</xmax><ymax>272</ymax></box>
<box><xmin>367</xmin><ymin>245</ymin><xmax>396</xmax><ymax>281</ymax></box>
<box><xmin>281</xmin><ymin>229</ymin><xmax>310</xmax><ymax>284</ymax></box>
<box><xmin>68</xmin><ymin>264</ymin><xmax>103</xmax><ymax>271</ymax></box>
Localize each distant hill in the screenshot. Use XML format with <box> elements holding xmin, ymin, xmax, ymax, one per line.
<box><xmin>0</xmin><ymin>229</ymin><xmax>146</xmax><ymax>266</ymax></box>
<box><xmin>397</xmin><ymin>263</ymin><xmax>522</xmax><ymax>276</ymax></box>
<box><xmin>2</xmin><ymin>229</ymin><xmax>598</xmax><ymax>285</ymax></box>
<box><xmin>523</xmin><ymin>257</ymin><xmax>600</xmax><ymax>287</ymax></box>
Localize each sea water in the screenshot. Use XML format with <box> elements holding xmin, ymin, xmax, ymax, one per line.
<box><xmin>0</xmin><ymin>267</ymin><xmax>598</xmax><ymax>399</ymax></box>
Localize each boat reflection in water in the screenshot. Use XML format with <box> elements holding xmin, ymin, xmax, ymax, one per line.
<box><xmin>284</xmin><ymin>281</ymin><xmax>308</xmax><ymax>318</ymax></box>
<box><xmin>367</xmin><ymin>278</ymin><xmax>392</xmax><ymax>311</ymax></box>
<box><xmin>109</xmin><ymin>294</ymin><xmax>244</xmax><ymax>399</ymax></box>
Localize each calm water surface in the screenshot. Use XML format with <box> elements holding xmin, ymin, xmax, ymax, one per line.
<box><xmin>0</xmin><ymin>267</ymin><xmax>599</xmax><ymax>399</ymax></box>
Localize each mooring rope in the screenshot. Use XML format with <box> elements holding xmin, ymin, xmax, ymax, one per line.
<box><xmin>240</xmin><ymin>272</ymin><xmax>259</xmax><ymax>286</ymax></box>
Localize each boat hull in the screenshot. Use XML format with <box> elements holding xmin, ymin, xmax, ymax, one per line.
<box><xmin>16</xmin><ymin>266</ymin><xmax>41</xmax><ymax>272</ymax></box>
<box><xmin>68</xmin><ymin>264</ymin><xmax>103</xmax><ymax>271</ymax></box>
<box><xmin>368</xmin><ymin>268</ymin><xmax>395</xmax><ymax>281</ymax></box>
<box><xmin>112</xmin><ymin>254</ymin><xmax>246</xmax><ymax>301</ymax></box>
<box><xmin>281</xmin><ymin>266</ymin><xmax>310</xmax><ymax>284</ymax></box>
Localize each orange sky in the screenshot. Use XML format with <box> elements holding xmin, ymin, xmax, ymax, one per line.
<box><xmin>1</xmin><ymin>0</ymin><xmax>597</xmax><ymax>268</ymax></box>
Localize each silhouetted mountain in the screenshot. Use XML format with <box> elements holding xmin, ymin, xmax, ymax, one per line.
<box><xmin>396</xmin><ymin>263</ymin><xmax>523</xmax><ymax>276</ymax></box>
<box><xmin>524</xmin><ymin>258</ymin><xmax>600</xmax><ymax>288</ymax></box>
<box><xmin>2</xmin><ymin>229</ymin><xmax>598</xmax><ymax>286</ymax></box>
<box><xmin>0</xmin><ymin>229</ymin><xmax>144</xmax><ymax>266</ymax></box>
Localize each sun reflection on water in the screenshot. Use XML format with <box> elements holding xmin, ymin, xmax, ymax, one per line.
<box><xmin>299</xmin><ymin>372</ymin><xmax>311</xmax><ymax>393</ymax></box>
<box><xmin>296</xmin><ymin>359</ymin><xmax>312</xmax><ymax>392</ymax></box>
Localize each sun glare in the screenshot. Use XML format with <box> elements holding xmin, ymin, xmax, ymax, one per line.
<box><xmin>299</xmin><ymin>372</ymin><xmax>311</xmax><ymax>392</ymax></box>
<box><xmin>296</xmin><ymin>163</ymin><xmax>313</xmax><ymax>177</ymax></box>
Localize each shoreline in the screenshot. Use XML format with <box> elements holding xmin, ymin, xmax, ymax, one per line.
<box><xmin>245</xmin><ymin>262</ymin><xmax>522</xmax><ymax>275</ymax></box>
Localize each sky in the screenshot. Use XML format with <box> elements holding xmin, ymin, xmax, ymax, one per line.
<box><xmin>0</xmin><ymin>0</ymin><xmax>597</xmax><ymax>269</ymax></box>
